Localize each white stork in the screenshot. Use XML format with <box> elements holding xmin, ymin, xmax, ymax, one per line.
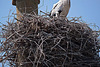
<box><xmin>50</xmin><ymin>0</ymin><xmax>71</xmax><ymax>18</ymax></box>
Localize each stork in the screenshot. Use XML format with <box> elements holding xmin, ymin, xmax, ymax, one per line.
<box><xmin>50</xmin><ymin>0</ymin><xmax>71</xmax><ymax>18</ymax></box>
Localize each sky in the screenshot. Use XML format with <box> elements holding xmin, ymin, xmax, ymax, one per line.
<box><xmin>0</xmin><ymin>0</ymin><xmax>100</xmax><ymax>26</ymax></box>
<box><xmin>0</xmin><ymin>0</ymin><xmax>100</xmax><ymax>66</ymax></box>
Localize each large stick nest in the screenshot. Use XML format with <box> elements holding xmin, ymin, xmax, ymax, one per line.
<box><xmin>0</xmin><ymin>14</ymin><xmax>100</xmax><ymax>67</ymax></box>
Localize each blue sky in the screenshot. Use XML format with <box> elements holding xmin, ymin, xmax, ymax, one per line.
<box><xmin>0</xmin><ymin>0</ymin><xmax>100</xmax><ymax>66</ymax></box>
<box><xmin>0</xmin><ymin>0</ymin><xmax>100</xmax><ymax>26</ymax></box>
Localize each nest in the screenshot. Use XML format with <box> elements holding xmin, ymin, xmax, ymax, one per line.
<box><xmin>0</xmin><ymin>14</ymin><xmax>100</xmax><ymax>67</ymax></box>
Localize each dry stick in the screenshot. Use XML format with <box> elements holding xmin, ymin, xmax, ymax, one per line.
<box><xmin>40</xmin><ymin>10</ymin><xmax>51</xmax><ymax>17</ymax></box>
<box><xmin>3</xmin><ymin>32</ymin><xmax>16</xmax><ymax>44</ymax></box>
<box><xmin>3</xmin><ymin>30</ymin><xmax>22</xmax><ymax>45</ymax></box>
<box><xmin>36</xmin><ymin>37</ymin><xmax>46</xmax><ymax>67</ymax></box>
<box><xmin>51</xmin><ymin>37</ymin><xmax>64</xmax><ymax>50</ymax></box>
<box><xmin>57</xmin><ymin>45</ymin><xmax>66</xmax><ymax>52</ymax></box>
<box><xmin>0</xmin><ymin>53</ymin><xmax>15</xmax><ymax>62</ymax></box>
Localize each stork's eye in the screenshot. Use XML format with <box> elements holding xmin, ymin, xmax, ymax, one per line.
<box><xmin>53</xmin><ymin>14</ymin><xmax>56</xmax><ymax>16</ymax></box>
<box><xmin>58</xmin><ymin>10</ymin><xmax>62</xmax><ymax>14</ymax></box>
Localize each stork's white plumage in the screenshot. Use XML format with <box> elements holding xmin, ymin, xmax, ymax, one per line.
<box><xmin>50</xmin><ymin>0</ymin><xmax>70</xmax><ymax>18</ymax></box>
